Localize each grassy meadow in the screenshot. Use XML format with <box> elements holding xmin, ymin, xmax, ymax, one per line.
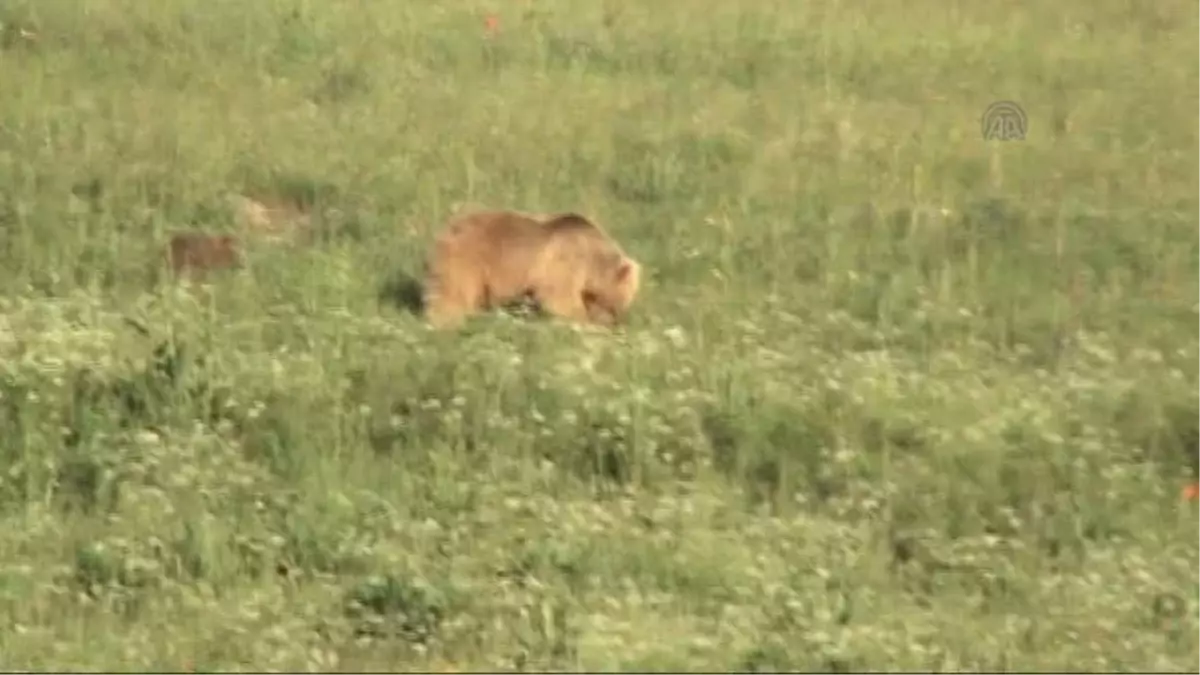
<box><xmin>0</xmin><ymin>0</ymin><xmax>1198</xmax><ymax>670</ymax></box>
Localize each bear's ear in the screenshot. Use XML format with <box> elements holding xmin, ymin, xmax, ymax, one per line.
<box><xmin>545</xmin><ymin>213</ymin><xmax>594</xmax><ymax>231</ymax></box>
<box><xmin>615</xmin><ymin>260</ymin><xmax>633</xmax><ymax>283</ymax></box>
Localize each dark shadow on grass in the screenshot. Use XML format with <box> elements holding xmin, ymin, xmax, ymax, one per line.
<box><xmin>377</xmin><ymin>269</ymin><xmax>426</xmax><ymax>315</ymax></box>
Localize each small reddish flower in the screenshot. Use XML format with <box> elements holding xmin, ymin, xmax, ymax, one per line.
<box><xmin>484</xmin><ymin>14</ymin><xmax>500</xmax><ymax>36</ymax></box>
<box><xmin>1183</xmin><ymin>482</ymin><xmax>1199</xmax><ymax>502</ymax></box>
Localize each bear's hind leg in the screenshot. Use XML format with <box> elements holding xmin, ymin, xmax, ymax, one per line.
<box><xmin>423</xmin><ymin>275</ymin><xmax>482</xmax><ymax>329</ymax></box>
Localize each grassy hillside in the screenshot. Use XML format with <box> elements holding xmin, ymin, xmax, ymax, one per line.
<box><xmin>0</xmin><ymin>0</ymin><xmax>1197</xmax><ymax>670</ymax></box>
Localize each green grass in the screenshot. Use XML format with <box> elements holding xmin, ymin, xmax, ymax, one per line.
<box><xmin>0</xmin><ymin>0</ymin><xmax>1197</xmax><ymax>670</ymax></box>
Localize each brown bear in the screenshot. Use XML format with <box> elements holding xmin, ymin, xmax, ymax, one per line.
<box><xmin>422</xmin><ymin>209</ymin><xmax>641</xmax><ymax>329</ymax></box>
<box><xmin>167</xmin><ymin>232</ymin><xmax>242</xmax><ymax>280</ymax></box>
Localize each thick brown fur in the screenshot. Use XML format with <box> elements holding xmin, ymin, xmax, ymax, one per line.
<box><xmin>422</xmin><ymin>209</ymin><xmax>641</xmax><ymax>329</ymax></box>
<box><xmin>167</xmin><ymin>232</ymin><xmax>242</xmax><ymax>280</ymax></box>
